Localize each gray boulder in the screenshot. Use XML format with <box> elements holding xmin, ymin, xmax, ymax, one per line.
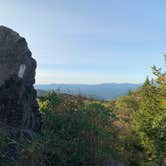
<box><xmin>0</xmin><ymin>26</ymin><xmax>41</xmax><ymax>135</ymax></box>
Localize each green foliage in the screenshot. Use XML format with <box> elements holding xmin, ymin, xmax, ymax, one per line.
<box><xmin>144</xmin><ymin>76</ymin><xmax>151</xmax><ymax>86</ymax></box>
<box><xmin>3</xmin><ymin>56</ymin><xmax>166</xmax><ymax>165</ymax></box>
<box><xmin>113</xmin><ymin>95</ymin><xmax>144</xmax><ymax>165</ymax></box>
<box><xmin>132</xmin><ymin>78</ymin><xmax>166</xmax><ymax>164</ymax></box>
<box><xmin>37</xmin><ymin>92</ymin><xmax>116</xmax><ymax>165</ymax></box>
<box><xmin>115</xmin><ymin>95</ymin><xmax>139</xmax><ymax>122</ymax></box>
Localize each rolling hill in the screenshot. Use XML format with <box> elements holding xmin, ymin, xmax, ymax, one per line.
<box><xmin>35</xmin><ymin>83</ymin><xmax>141</xmax><ymax>100</ymax></box>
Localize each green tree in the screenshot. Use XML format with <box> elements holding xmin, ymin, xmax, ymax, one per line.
<box><xmin>38</xmin><ymin>92</ymin><xmax>116</xmax><ymax>165</ymax></box>
<box><xmin>144</xmin><ymin>76</ymin><xmax>151</xmax><ymax>86</ymax></box>
<box><xmin>132</xmin><ymin>79</ymin><xmax>166</xmax><ymax>164</ymax></box>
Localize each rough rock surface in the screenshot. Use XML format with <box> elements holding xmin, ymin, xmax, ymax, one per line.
<box><xmin>0</xmin><ymin>26</ymin><xmax>41</xmax><ymax>135</ymax></box>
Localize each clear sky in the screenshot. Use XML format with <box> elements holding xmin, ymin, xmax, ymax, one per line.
<box><xmin>0</xmin><ymin>0</ymin><xmax>166</xmax><ymax>84</ymax></box>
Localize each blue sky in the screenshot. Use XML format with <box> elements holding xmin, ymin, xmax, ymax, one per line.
<box><xmin>0</xmin><ymin>0</ymin><xmax>166</xmax><ymax>84</ymax></box>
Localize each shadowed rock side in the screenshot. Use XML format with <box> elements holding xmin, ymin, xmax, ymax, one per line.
<box><xmin>0</xmin><ymin>26</ymin><xmax>41</xmax><ymax>135</ymax></box>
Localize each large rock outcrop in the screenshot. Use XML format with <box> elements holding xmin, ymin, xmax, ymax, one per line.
<box><xmin>0</xmin><ymin>26</ymin><xmax>41</xmax><ymax>136</ymax></box>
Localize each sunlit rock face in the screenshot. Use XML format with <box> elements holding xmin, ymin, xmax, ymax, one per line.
<box><xmin>0</xmin><ymin>26</ymin><xmax>41</xmax><ymax>134</ymax></box>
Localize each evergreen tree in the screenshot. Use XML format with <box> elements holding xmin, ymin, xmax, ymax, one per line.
<box><xmin>151</xmin><ymin>78</ymin><xmax>154</xmax><ymax>85</ymax></box>
<box><xmin>132</xmin><ymin>79</ymin><xmax>166</xmax><ymax>164</ymax></box>
<box><xmin>127</xmin><ymin>89</ymin><xmax>132</xmax><ymax>96</ymax></box>
<box><xmin>144</xmin><ymin>76</ymin><xmax>151</xmax><ymax>86</ymax></box>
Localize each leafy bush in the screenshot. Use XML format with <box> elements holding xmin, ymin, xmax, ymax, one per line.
<box><xmin>38</xmin><ymin>92</ymin><xmax>116</xmax><ymax>165</ymax></box>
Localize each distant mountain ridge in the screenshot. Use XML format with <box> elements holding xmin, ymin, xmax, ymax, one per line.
<box><xmin>35</xmin><ymin>83</ymin><xmax>141</xmax><ymax>100</ymax></box>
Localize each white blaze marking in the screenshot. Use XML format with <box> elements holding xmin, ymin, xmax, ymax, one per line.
<box><xmin>18</xmin><ymin>64</ymin><xmax>26</xmax><ymax>78</ymax></box>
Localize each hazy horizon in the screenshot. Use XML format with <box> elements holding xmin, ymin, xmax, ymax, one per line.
<box><xmin>35</xmin><ymin>82</ymin><xmax>142</xmax><ymax>85</ymax></box>
<box><xmin>0</xmin><ymin>0</ymin><xmax>166</xmax><ymax>84</ymax></box>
